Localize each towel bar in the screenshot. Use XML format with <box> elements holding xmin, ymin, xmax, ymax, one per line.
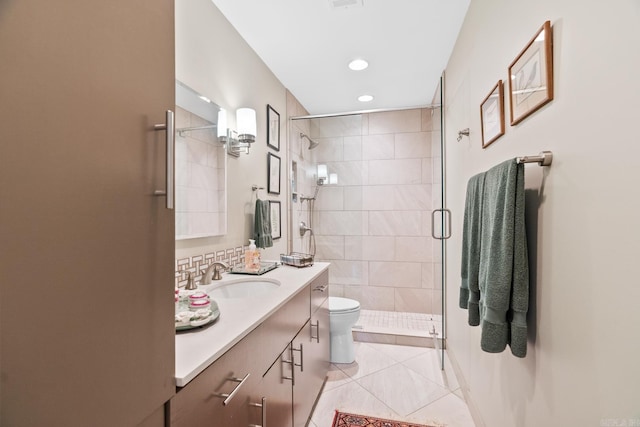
<box><xmin>516</xmin><ymin>151</ymin><xmax>553</xmax><ymax>166</ymax></box>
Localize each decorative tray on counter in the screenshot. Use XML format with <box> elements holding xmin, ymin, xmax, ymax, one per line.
<box><xmin>175</xmin><ymin>292</ymin><xmax>220</xmax><ymax>331</ymax></box>
<box><xmin>229</xmin><ymin>262</ymin><xmax>278</xmax><ymax>275</ymax></box>
<box><xmin>280</xmin><ymin>252</ymin><xmax>314</xmax><ymax>268</ymax></box>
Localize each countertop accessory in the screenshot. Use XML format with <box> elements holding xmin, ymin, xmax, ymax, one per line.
<box><xmin>229</xmin><ymin>261</ymin><xmax>278</xmax><ymax>275</ymax></box>
<box><xmin>280</xmin><ymin>252</ymin><xmax>314</xmax><ymax>268</ymax></box>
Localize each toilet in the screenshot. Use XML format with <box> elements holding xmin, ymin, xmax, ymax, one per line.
<box><xmin>328</xmin><ymin>297</ymin><xmax>361</xmax><ymax>364</ymax></box>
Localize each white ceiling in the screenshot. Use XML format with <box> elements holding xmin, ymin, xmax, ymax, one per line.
<box><xmin>210</xmin><ymin>0</ymin><xmax>470</xmax><ymax>116</ymax></box>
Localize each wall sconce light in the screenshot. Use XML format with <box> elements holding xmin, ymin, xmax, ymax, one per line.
<box><xmin>317</xmin><ymin>164</ymin><xmax>328</xmax><ymax>184</ymax></box>
<box><xmin>217</xmin><ymin>107</ymin><xmax>257</xmax><ymax>157</ymax></box>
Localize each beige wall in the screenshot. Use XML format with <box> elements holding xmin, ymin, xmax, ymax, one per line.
<box><xmin>444</xmin><ymin>0</ymin><xmax>640</xmax><ymax>425</ymax></box>
<box><xmin>175</xmin><ymin>0</ymin><xmax>288</xmax><ymax>261</ymax></box>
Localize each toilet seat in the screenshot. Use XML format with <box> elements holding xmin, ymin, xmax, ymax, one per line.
<box><xmin>329</xmin><ymin>297</ymin><xmax>360</xmax><ymax>313</ymax></box>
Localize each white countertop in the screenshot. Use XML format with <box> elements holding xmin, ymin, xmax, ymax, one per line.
<box><xmin>174</xmin><ymin>262</ymin><xmax>330</xmax><ymax>387</ymax></box>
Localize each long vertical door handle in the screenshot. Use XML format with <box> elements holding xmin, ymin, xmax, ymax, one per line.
<box><xmin>153</xmin><ymin>109</ymin><xmax>175</xmax><ymax>209</ymax></box>
<box><xmin>431</xmin><ymin>208</ymin><xmax>451</xmax><ymax>240</ymax></box>
<box><xmin>249</xmin><ymin>397</ymin><xmax>267</xmax><ymax>427</ymax></box>
<box><xmin>292</xmin><ymin>343</ymin><xmax>304</xmax><ymax>372</ymax></box>
<box><xmin>310</xmin><ymin>320</ymin><xmax>320</xmax><ymax>343</ymax></box>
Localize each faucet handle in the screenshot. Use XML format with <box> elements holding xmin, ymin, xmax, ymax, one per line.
<box><xmin>184</xmin><ymin>271</ymin><xmax>198</xmax><ymax>290</ymax></box>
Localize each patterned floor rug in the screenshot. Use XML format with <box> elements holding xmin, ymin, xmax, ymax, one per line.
<box><xmin>332</xmin><ymin>411</ymin><xmax>436</xmax><ymax>427</ymax></box>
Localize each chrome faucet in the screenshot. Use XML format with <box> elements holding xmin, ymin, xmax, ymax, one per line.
<box><xmin>202</xmin><ymin>261</ymin><xmax>230</xmax><ymax>284</ymax></box>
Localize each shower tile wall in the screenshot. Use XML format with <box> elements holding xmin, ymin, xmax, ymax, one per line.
<box><xmin>175</xmin><ymin>106</ymin><xmax>226</xmax><ymax>238</ymax></box>
<box><xmin>306</xmin><ymin>108</ymin><xmax>442</xmax><ymax>315</ymax></box>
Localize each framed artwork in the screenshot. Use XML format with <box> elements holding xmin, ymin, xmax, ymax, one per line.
<box><xmin>267</xmin><ymin>153</ymin><xmax>281</xmax><ymax>195</ymax></box>
<box><xmin>508</xmin><ymin>20</ymin><xmax>553</xmax><ymax>125</ymax></box>
<box><xmin>267</xmin><ymin>104</ymin><xmax>280</xmax><ymax>151</ymax></box>
<box><xmin>269</xmin><ymin>200</ymin><xmax>281</xmax><ymax>239</ymax></box>
<box><xmin>480</xmin><ymin>80</ymin><xmax>505</xmax><ymax>148</ymax></box>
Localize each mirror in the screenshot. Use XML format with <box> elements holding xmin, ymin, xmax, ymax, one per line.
<box><xmin>175</xmin><ymin>80</ymin><xmax>227</xmax><ymax>239</ymax></box>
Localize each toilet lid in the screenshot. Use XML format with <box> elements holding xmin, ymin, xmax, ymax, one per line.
<box><xmin>329</xmin><ymin>297</ymin><xmax>360</xmax><ymax>312</ymax></box>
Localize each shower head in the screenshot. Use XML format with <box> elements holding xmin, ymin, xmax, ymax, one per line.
<box><xmin>300</xmin><ymin>133</ymin><xmax>320</xmax><ymax>150</ymax></box>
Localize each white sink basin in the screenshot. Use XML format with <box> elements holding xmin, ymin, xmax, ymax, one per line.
<box><xmin>208</xmin><ymin>278</ymin><xmax>280</xmax><ymax>299</ymax></box>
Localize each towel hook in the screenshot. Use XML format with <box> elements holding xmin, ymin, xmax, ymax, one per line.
<box><xmin>252</xmin><ymin>184</ymin><xmax>265</xmax><ymax>198</ymax></box>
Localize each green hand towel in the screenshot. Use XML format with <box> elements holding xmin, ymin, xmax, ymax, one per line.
<box><xmin>254</xmin><ymin>199</ymin><xmax>273</xmax><ymax>249</ymax></box>
<box><xmin>478</xmin><ymin>159</ymin><xmax>529</xmax><ymax>358</ymax></box>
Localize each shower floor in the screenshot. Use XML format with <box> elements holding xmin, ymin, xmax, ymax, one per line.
<box><xmin>352</xmin><ymin>309</ymin><xmax>445</xmax><ymax>348</ymax></box>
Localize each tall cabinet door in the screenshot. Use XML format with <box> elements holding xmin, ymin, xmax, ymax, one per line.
<box><xmin>0</xmin><ymin>1</ymin><xmax>175</xmax><ymax>426</ymax></box>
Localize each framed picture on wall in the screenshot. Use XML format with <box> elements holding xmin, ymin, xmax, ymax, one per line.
<box><xmin>267</xmin><ymin>153</ymin><xmax>281</xmax><ymax>195</ymax></box>
<box><xmin>480</xmin><ymin>80</ymin><xmax>505</xmax><ymax>148</ymax></box>
<box><xmin>267</xmin><ymin>104</ymin><xmax>280</xmax><ymax>151</ymax></box>
<box><xmin>508</xmin><ymin>20</ymin><xmax>553</xmax><ymax>125</ymax></box>
<box><xmin>269</xmin><ymin>200</ymin><xmax>281</xmax><ymax>239</ymax></box>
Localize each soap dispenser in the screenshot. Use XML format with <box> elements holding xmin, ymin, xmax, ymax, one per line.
<box><xmin>245</xmin><ymin>239</ymin><xmax>259</xmax><ymax>272</ymax></box>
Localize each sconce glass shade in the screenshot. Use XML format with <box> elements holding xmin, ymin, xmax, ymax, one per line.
<box><xmin>236</xmin><ymin>108</ymin><xmax>256</xmax><ymax>143</ymax></box>
<box><xmin>317</xmin><ymin>164</ymin><xmax>328</xmax><ymax>183</ymax></box>
<box><xmin>217</xmin><ymin>108</ymin><xmax>227</xmax><ymax>139</ymax></box>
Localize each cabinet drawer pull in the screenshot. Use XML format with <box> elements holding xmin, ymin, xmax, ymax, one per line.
<box><xmin>292</xmin><ymin>343</ymin><xmax>304</xmax><ymax>372</ymax></box>
<box><xmin>217</xmin><ymin>373</ymin><xmax>250</xmax><ymax>406</ymax></box>
<box><xmin>313</xmin><ymin>284</ymin><xmax>328</xmax><ymax>292</ymax></box>
<box><xmin>249</xmin><ymin>397</ymin><xmax>266</xmax><ymax>427</ymax></box>
<box><xmin>310</xmin><ymin>320</ymin><xmax>320</xmax><ymax>343</ymax></box>
<box><xmin>281</xmin><ymin>349</ymin><xmax>295</xmax><ymax>386</ymax></box>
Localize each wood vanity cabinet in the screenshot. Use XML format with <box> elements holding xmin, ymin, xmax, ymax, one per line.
<box><xmin>170</xmin><ymin>269</ymin><xmax>330</xmax><ymax>427</ymax></box>
<box><xmin>292</xmin><ymin>274</ymin><xmax>330</xmax><ymax>427</ymax></box>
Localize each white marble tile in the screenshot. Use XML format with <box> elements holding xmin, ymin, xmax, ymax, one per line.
<box><xmin>315</xmin><ymin>235</ymin><xmax>345</xmax><ymax>260</ymax></box>
<box><xmin>368</xmin><ymin>211</ymin><xmax>422</xmax><ymax>236</ymax></box>
<box><xmin>369</xmin><ymin>159</ymin><xmax>422</xmax><ymax>185</ymax></box>
<box><xmin>401</xmin><ymin>351</ymin><xmax>460</xmax><ymax>391</ymax></box>
<box><xmin>335</xmin><ymin>342</ymin><xmax>399</xmax><ymax>379</ymax></box>
<box><xmin>363</xmin><ymin>134</ymin><xmax>395</xmax><ymax>160</ymax></box>
<box><xmin>318</xmin><ymin>211</ymin><xmax>368</xmax><ymax>236</ymax></box>
<box><xmin>344</xmin><ymin>285</ymin><xmax>395</xmax><ymax>311</ymax></box>
<box><xmin>184</xmin><ymin>187</ymin><xmax>208</xmax><ymax>212</ymax></box>
<box><xmin>395</xmin><ymin>236</ymin><xmax>433</xmax><ymax>263</ymax></box>
<box><xmin>356</xmin><ymin>363</ymin><xmax>449</xmax><ymax>417</ymax></box>
<box><xmin>362</xmin><ymin>236</ymin><xmax>395</xmax><ymax>261</ymax></box>
<box><xmin>310</xmin><ymin>380</ymin><xmax>396</xmax><ymax>427</ymax></box>
<box><xmin>422</xmin><ymin>158</ymin><xmax>433</xmax><ymax>184</ymax></box>
<box><xmin>395</xmin><ymin>132</ymin><xmax>432</xmax><ymax>159</ymax></box>
<box><xmin>312</xmin><ymin>115</ymin><xmax>362</xmax><ymax>138</ymax></box>
<box><xmin>190</xmin><ymin>163</ymin><xmax>217</xmax><ymax>189</ymax></box>
<box><xmin>394</xmin><ymin>184</ymin><xmax>432</xmax><ymax>211</ymax></box>
<box><xmin>185</xmin><ymin>137</ymin><xmax>209</xmax><ymax>165</ymax></box>
<box><xmin>365</xmin><ymin>342</ymin><xmax>431</xmax><ymax>363</ymax></box>
<box><xmin>369</xmin><ymin>261</ymin><xmax>422</xmax><ymax>288</ymax></box>
<box><xmin>362</xmin><ymin>185</ymin><xmax>395</xmax><ymax>211</ymax></box>
<box><xmin>422</xmin><ymin>262</ymin><xmax>435</xmax><ymax>289</ymax></box>
<box><xmin>368</xmin><ymin>109</ymin><xmax>422</xmax><ymax>134</ymax></box>
<box><xmin>314</xmin><ymin>136</ymin><xmax>344</xmax><ymax>162</ymax></box>
<box><xmin>421</xmin><ymin>108</ymin><xmax>434</xmax><ymax>132</ymax></box>
<box><xmin>316</xmin><ymin>186</ymin><xmax>344</xmax><ymax>211</ymax></box>
<box><xmin>328</xmin><ymin>161</ymin><xmax>367</xmax><ymax>186</ymax></box>
<box><xmin>323</xmin><ymin>363</ymin><xmax>354</xmax><ymax>392</ymax></box>
<box><xmin>343</xmin><ymin>136</ymin><xmax>363</xmax><ymax>161</ymax></box>
<box><xmin>395</xmin><ymin>288</ymin><xmax>432</xmax><ymax>314</ymax></box>
<box><xmin>328</xmin><ymin>260</ymin><xmax>369</xmax><ymax>286</ymax></box>
<box><xmin>406</xmin><ymin>393</ymin><xmax>476</xmax><ymax>427</ymax></box>
<box><xmin>343</xmin><ymin>186</ymin><xmax>362</xmax><ymax>210</ymax></box>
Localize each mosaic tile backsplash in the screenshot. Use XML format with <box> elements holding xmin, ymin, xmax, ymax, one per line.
<box><xmin>175</xmin><ymin>245</ymin><xmax>245</xmax><ymax>288</ymax></box>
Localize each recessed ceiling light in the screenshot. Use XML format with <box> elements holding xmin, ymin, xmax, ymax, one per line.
<box><xmin>348</xmin><ymin>59</ymin><xmax>369</xmax><ymax>71</ymax></box>
<box><xmin>358</xmin><ymin>95</ymin><xmax>374</xmax><ymax>102</ymax></box>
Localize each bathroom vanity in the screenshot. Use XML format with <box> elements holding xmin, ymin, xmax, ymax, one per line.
<box><xmin>170</xmin><ymin>263</ymin><xmax>330</xmax><ymax>427</ymax></box>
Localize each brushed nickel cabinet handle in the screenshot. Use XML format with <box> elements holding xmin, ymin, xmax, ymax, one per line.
<box><xmin>249</xmin><ymin>397</ymin><xmax>266</xmax><ymax>427</ymax></box>
<box><xmin>310</xmin><ymin>320</ymin><xmax>320</xmax><ymax>343</ymax></box>
<box><xmin>292</xmin><ymin>343</ymin><xmax>304</xmax><ymax>372</ymax></box>
<box><xmin>217</xmin><ymin>373</ymin><xmax>250</xmax><ymax>406</ymax></box>
<box><xmin>153</xmin><ymin>109</ymin><xmax>175</xmax><ymax>209</ymax></box>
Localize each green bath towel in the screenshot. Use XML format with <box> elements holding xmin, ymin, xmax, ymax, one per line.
<box><xmin>478</xmin><ymin>159</ymin><xmax>529</xmax><ymax>358</ymax></box>
<box><xmin>460</xmin><ymin>159</ymin><xmax>529</xmax><ymax>358</ymax></box>
<box><xmin>254</xmin><ymin>199</ymin><xmax>273</xmax><ymax>249</ymax></box>
<box><xmin>460</xmin><ymin>172</ymin><xmax>485</xmax><ymax>327</ymax></box>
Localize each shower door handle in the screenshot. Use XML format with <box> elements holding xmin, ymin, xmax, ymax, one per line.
<box><xmin>431</xmin><ymin>209</ymin><xmax>451</xmax><ymax>240</ymax></box>
<box><xmin>153</xmin><ymin>109</ymin><xmax>175</xmax><ymax>210</ymax></box>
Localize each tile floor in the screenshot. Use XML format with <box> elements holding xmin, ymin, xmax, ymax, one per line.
<box><xmin>308</xmin><ymin>341</ymin><xmax>475</xmax><ymax>427</ymax></box>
